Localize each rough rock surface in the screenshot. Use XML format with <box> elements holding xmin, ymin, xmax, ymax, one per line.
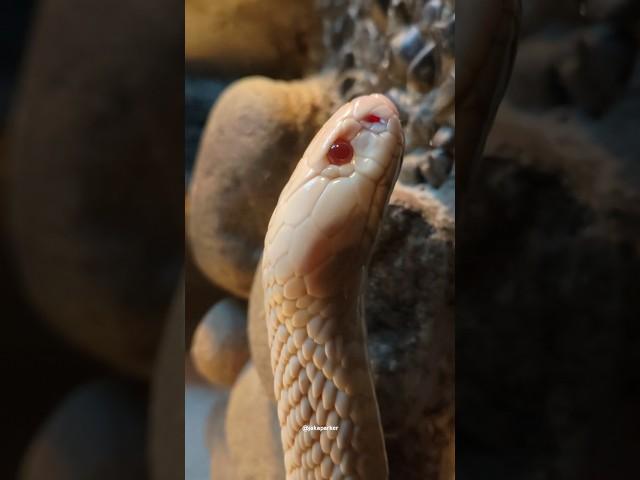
<box><xmin>185</xmin><ymin>76</ymin><xmax>230</xmax><ymax>184</ymax></box>
<box><xmin>8</xmin><ymin>0</ymin><xmax>183</xmax><ymax>377</ymax></box>
<box><xmin>317</xmin><ymin>0</ymin><xmax>456</xmax><ymax>190</ymax></box>
<box><xmin>191</xmin><ymin>298</ymin><xmax>250</xmax><ymax>387</ymax></box>
<box><xmin>225</xmin><ymin>363</ymin><xmax>285</xmax><ymax>479</ymax></box>
<box><xmin>188</xmin><ymin>75</ymin><xmax>336</xmax><ymax>298</ymax></box>
<box><xmin>507</xmin><ymin>25</ymin><xmax>636</xmax><ymax>115</ymax></box>
<box><xmin>248</xmin><ymin>184</ymin><xmax>454</xmax><ymax>479</ymax></box>
<box><xmin>19</xmin><ymin>381</ymin><xmax>147</xmax><ymax>480</ymax></box>
<box><xmin>185</xmin><ymin>0</ymin><xmax>320</xmax><ymax>77</ymax></box>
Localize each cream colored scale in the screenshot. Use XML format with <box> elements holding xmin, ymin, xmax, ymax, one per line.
<box><xmin>262</xmin><ymin>94</ymin><xmax>404</xmax><ymax>480</ymax></box>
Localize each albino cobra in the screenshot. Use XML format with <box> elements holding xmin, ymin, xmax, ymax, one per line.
<box><xmin>262</xmin><ymin>94</ymin><xmax>404</xmax><ymax>480</ymax></box>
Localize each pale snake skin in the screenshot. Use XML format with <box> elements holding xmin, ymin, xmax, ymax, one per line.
<box><xmin>262</xmin><ymin>94</ymin><xmax>404</xmax><ymax>480</ymax></box>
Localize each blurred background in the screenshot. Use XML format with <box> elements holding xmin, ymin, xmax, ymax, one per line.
<box><xmin>457</xmin><ymin>1</ymin><xmax>640</xmax><ymax>479</ymax></box>
<box><xmin>1</xmin><ymin>0</ymin><xmax>184</xmax><ymax>478</ymax></box>
<box><xmin>4</xmin><ymin>0</ymin><xmax>639</xmax><ymax>479</ymax></box>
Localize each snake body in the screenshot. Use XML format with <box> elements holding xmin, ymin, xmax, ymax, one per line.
<box><xmin>262</xmin><ymin>94</ymin><xmax>404</xmax><ymax>479</ymax></box>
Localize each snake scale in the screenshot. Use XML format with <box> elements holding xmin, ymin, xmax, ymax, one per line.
<box><xmin>262</xmin><ymin>94</ymin><xmax>404</xmax><ymax>480</ymax></box>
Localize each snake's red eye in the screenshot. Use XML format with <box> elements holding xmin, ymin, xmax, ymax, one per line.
<box><xmin>364</xmin><ymin>114</ymin><xmax>381</xmax><ymax>123</ymax></box>
<box><xmin>327</xmin><ymin>139</ymin><xmax>353</xmax><ymax>165</ymax></box>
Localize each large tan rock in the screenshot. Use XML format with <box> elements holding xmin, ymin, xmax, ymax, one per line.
<box><xmin>19</xmin><ymin>381</ymin><xmax>147</xmax><ymax>480</ymax></box>
<box><xmin>206</xmin><ymin>390</ymin><xmax>234</xmax><ymax>479</ymax></box>
<box><xmin>191</xmin><ymin>298</ymin><xmax>249</xmax><ymax>387</ymax></box>
<box><xmin>226</xmin><ymin>363</ymin><xmax>285</xmax><ymax>480</ymax></box>
<box><xmin>188</xmin><ymin>75</ymin><xmax>335</xmax><ymax>298</ymax></box>
<box><xmin>8</xmin><ymin>0</ymin><xmax>183</xmax><ymax>377</ymax></box>
<box><xmin>186</xmin><ymin>244</ymin><xmax>225</xmax><ymax>347</ymax></box>
<box><xmin>185</xmin><ymin>0</ymin><xmax>319</xmax><ymax>77</ymax></box>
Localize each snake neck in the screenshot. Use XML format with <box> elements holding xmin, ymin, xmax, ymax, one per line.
<box><xmin>263</xmin><ymin>263</ymin><xmax>388</xmax><ymax>480</ymax></box>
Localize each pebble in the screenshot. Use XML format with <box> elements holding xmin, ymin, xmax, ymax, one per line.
<box><xmin>408</xmin><ymin>41</ymin><xmax>439</xmax><ymax>89</ymax></box>
<box><xmin>188</xmin><ymin>76</ymin><xmax>334</xmax><ymax>298</ymax></box>
<box><xmin>420</xmin><ymin>148</ymin><xmax>454</xmax><ymax>188</ymax></box>
<box><xmin>190</xmin><ymin>298</ymin><xmax>249</xmax><ymax>387</ymax></box>
<box><xmin>391</xmin><ymin>26</ymin><xmax>425</xmax><ymax>63</ymax></box>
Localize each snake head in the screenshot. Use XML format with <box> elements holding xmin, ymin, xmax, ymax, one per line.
<box><xmin>308</xmin><ymin>93</ymin><xmax>404</xmax><ymax>184</ymax></box>
<box><xmin>265</xmin><ymin>94</ymin><xmax>404</xmax><ymax>296</ymax></box>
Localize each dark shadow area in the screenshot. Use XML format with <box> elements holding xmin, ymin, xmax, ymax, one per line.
<box><xmin>457</xmin><ymin>1</ymin><xmax>640</xmax><ymax>478</ymax></box>
<box><xmin>1</xmin><ymin>1</ymin><xmax>184</xmax><ymax>478</ymax></box>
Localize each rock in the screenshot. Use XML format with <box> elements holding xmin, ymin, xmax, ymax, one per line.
<box><xmin>431</xmin><ymin>125</ymin><xmax>454</xmax><ymax>150</ymax></box>
<box><xmin>19</xmin><ymin>381</ymin><xmax>147</xmax><ymax>480</ymax></box>
<box><xmin>398</xmin><ymin>149</ymin><xmax>428</xmax><ymax>186</ymax></box>
<box><xmin>583</xmin><ymin>0</ymin><xmax>630</xmax><ymax>19</ymax></box>
<box><xmin>506</xmin><ymin>30</ymin><xmax>578</xmax><ymax>110</ymax></box>
<box><xmin>317</xmin><ymin>0</ymin><xmax>456</xmax><ymax>177</ymax></box>
<box><xmin>419</xmin><ymin>148</ymin><xmax>453</xmax><ymax>188</ymax></box>
<box><xmin>185</xmin><ymin>0</ymin><xmax>319</xmax><ymax>77</ymax></box>
<box><xmin>484</xmin><ymin>104</ymin><xmax>640</xmax><ymax>229</ymax></box>
<box><xmin>391</xmin><ymin>26</ymin><xmax>426</xmax><ymax>63</ymax></box>
<box><xmin>187</xmin><ymin>75</ymin><xmax>335</xmax><ymax>298</ymax></box>
<box><xmin>185</xmin><ymin>76</ymin><xmax>230</xmax><ymax>184</ymax></box>
<box><xmin>371</xmin><ymin>185</ymin><xmax>454</xmax><ymax>480</ymax></box>
<box><xmin>457</xmin><ymin>105</ymin><xmax>640</xmax><ymax>479</ymax></box>
<box><xmin>190</xmin><ymin>298</ymin><xmax>250</xmax><ymax>387</ymax></box>
<box><xmin>226</xmin><ymin>363</ymin><xmax>285</xmax><ymax>480</ymax></box>
<box><xmin>408</xmin><ymin>41</ymin><xmax>439</xmax><ymax>90</ymax></box>
<box><xmin>185</xmin><ymin>245</ymin><xmax>225</xmax><ymax>347</ymax></box>
<box><xmin>520</xmin><ymin>0</ymin><xmax>583</xmax><ymax>35</ymax></box>
<box><xmin>151</xmin><ymin>285</ymin><xmax>231</xmax><ymax>480</ymax></box>
<box><xmin>149</xmin><ymin>278</ymin><xmax>185</xmax><ymax>480</ymax></box>
<box><xmin>431</xmin><ymin>14</ymin><xmax>455</xmax><ymax>57</ymax></box>
<box><xmin>247</xmin><ymin>184</ymin><xmax>454</xmax><ymax>479</ymax></box>
<box><xmin>8</xmin><ymin>0</ymin><xmax>183</xmax><ymax>377</ymax></box>
<box><xmin>557</xmin><ymin>25</ymin><xmax>636</xmax><ymax>116</ymax></box>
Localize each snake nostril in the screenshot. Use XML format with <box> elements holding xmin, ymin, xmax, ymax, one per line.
<box><xmin>327</xmin><ymin>138</ymin><xmax>354</xmax><ymax>165</ymax></box>
<box><xmin>363</xmin><ymin>114</ymin><xmax>381</xmax><ymax>123</ymax></box>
